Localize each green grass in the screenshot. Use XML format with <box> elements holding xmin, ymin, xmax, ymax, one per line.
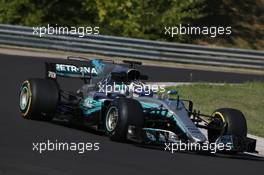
<box><xmin>166</xmin><ymin>82</ymin><xmax>264</xmax><ymax>137</ymax></box>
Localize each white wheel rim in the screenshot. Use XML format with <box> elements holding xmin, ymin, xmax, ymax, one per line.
<box><xmin>106</xmin><ymin>106</ymin><xmax>118</xmax><ymax>132</ymax></box>
<box><xmin>20</xmin><ymin>86</ymin><xmax>29</xmax><ymax>111</ymax></box>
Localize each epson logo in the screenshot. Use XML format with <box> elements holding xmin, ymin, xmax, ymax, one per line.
<box><xmin>56</xmin><ymin>64</ymin><xmax>97</xmax><ymax>75</ymax></box>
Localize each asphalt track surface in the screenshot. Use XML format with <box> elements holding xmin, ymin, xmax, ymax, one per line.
<box><xmin>0</xmin><ymin>54</ymin><xmax>264</xmax><ymax>175</ymax></box>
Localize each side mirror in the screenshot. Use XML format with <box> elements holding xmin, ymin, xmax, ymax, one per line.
<box><xmin>167</xmin><ymin>90</ymin><xmax>178</xmax><ymax>95</ymax></box>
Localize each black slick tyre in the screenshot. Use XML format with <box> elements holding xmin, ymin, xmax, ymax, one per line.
<box><xmin>19</xmin><ymin>78</ymin><xmax>59</xmax><ymax>121</ymax></box>
<box><xmin>207</xmin><ymin>108</ymin><xmax>247</xmax><ymax>143</ymax></box>
<box><xmin>104</xmin><ymin>98</ymin><xmax>144</xmax><ymax>141</ymax></box>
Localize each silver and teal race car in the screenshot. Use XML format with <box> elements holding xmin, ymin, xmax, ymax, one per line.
<box><xmin>19</xmin><ymin>57</ymin><xmax>257</xmax><ymax>154</ymax></box>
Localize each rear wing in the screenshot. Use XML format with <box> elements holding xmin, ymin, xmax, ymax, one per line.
<box><xmin>45</xmin><ymin>62</ymin><xmax>98</xmax><ymax>80</ymax></box>
<box><xmin>45</xmin><ymin>58</ymin><xmax>145</xmax><ymax>81</ymax></box>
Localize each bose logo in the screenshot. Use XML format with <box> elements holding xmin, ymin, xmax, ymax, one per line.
<box><xmin>56</xmin><ymin>64</ymin><xmax>98</xmax><ymax>75</ymax></box>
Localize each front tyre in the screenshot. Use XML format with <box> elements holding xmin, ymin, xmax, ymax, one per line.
<box><xmin>19</xmin><ymin>79</ymin><xmax>59</xmax><ymax>120</ymax></box>
<box><xmin>104</xmin><ymin>98</ymin><xmax>144</xmax><ymax>141</ymax></box>
<box><xmin>207</xmin><ymin>108</ymin><xmax>247</xmax><ymax>143</ymax></box>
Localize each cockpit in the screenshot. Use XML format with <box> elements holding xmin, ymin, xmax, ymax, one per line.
<box><xmin>97</xmin><ymin>67</ymin><xmax>152</xmax><ymax>97</ymax></box>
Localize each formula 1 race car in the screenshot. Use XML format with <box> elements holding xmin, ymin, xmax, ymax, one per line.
<box><xmin>19</xmin><ymin>57</ymin><xmax>257</xmax><ymax>154</ymax></box>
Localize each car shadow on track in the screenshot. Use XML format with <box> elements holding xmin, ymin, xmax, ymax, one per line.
<box><xmin>136</xmin><ymin>143</ymin><xmax>264</xmax><ymax>161</ymax></box>
<box><xmin>49</xmin><ymin>119</ymin><xmax>264</xmax><ymax>162</ymax></box>
<box><xmin>50</xmin><ymin>119</ymin><xmax>106</xmax><ymax>136</ymax></box>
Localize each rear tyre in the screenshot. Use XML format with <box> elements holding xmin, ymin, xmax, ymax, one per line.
<box><xmin>19</xmin><ymin>78</ymin><xmax>59</xmax><ymax>121</ymax></box>
<box><xmin>208</xmin><ymin>108</ymin><xmax>247</xmax><ymax>143</ymax></box>
<box><xmin>104</xmin><ymin>98</ymin><xmax>144</xmax><ymax>141</ymax></box>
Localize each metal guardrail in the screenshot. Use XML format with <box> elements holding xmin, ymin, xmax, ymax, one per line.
<box><xmin>0</xmin><ymin>24</ymin><xmax>263</xmax><ymax>70</ymax></box>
